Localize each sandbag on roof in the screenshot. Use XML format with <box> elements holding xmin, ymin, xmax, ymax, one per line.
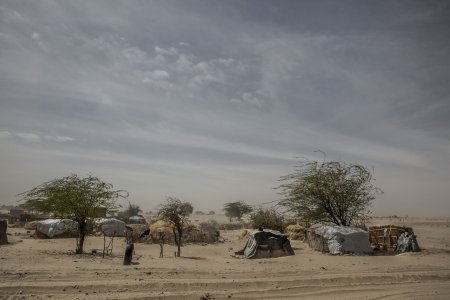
<box><xmin>307</xmin><ymin>226</ymin><xmax>372</xmax><ymax>255</ymax></box>
<box><xmin>36</xmin><ymin>219</ymin><xmax>78</xmax><ymax>238</ymax></box>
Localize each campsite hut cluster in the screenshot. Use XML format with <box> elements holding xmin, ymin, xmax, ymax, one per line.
<box><xmin>304</xmin><ymin>224</ymin><xmax>420</xmax><ymax>255</ymax></box>
<box><xmin>234</xmin><ymin>223</ymin><xmax>420</xmax><ymax>259</ymax></box>
<box><xmin>0</xmin><ymin>206</ymin><xmax>222</xmax><ymax>252</ymax></box>
<box><xmin>1</xmin><ymin>205</ymin><xmax>421</xmax><ymax>259</ymax></box>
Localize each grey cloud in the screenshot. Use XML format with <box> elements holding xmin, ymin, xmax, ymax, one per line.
<box><xmin>0</xmin><ymin>1</ymin><xmax>449</xmax><ymax>216</ymax></box>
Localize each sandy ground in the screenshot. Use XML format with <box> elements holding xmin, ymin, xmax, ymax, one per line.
<box><xmin>1</xmin><ymin>217</ymin><xmax>450</xmax><ymax>300</ymax></box>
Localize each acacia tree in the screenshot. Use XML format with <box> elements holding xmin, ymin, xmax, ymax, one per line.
<box><xmin>250</xmin><ymin>208</ymin><xmax>285</xmax><ymax>232</ymax></box>
<box><xmin>20</xmin><ymin>174</ymin><xmax>128</xmax><ymax>254</ymax></box>
<box><xmin>157</xmin><ymin>197</ymin><xmax>193</xmax><ymax>257</ymax></box>
<box><xmin>223</xmin><ymin>201</ymin><xmax>253</xmax><ymax>221</ymax></box>
<box><xmin>277</xmin><ymin>160</ymin><xmax>382</xmax><ymax>226</ymax></box>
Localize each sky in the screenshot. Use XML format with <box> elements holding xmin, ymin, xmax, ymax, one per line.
<box><xmin>0</xmin><ymin>0</ymin><xmax>449</xmax><ymax>216</ymax></box>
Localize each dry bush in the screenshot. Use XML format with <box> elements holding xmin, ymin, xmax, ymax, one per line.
<box><xmin>24</xmin><ymin>221</ymin><xmax>39</xmax><ymax>230</ymax></box>
<box><xmin>218</xmin><ymin>222</ymin><xmax>245</xmax><ymax>230</ymax></box>
<box><xmin>148</xmin><ymin>220</ymin><xmax>219</xmax><ymax>244</ymax></box>
<box><xmin>149</xmin><ymin>220</ymin><xmax>173</xmax><ymax>243</ymax></box>
<box><xmin>125</xmin><ymin>224</ymin><xmax>150</xmax><ymax>242</ymax></box>
<box><xmin>285</xmin><ymin>224</ymin><xmax>306</xmax><ymax>241</ymax></box>
<box><xmin>199</xmin><ymin>219</ymin><xmax>219</xmax><ymax>233</ymax></box>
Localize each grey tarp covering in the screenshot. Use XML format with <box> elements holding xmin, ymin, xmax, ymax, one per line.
<box><xmin>397</xmin><ymin>232</ymin><xmax>421</xmax><ymax>253</ymax></box>
<box><xmin>128</xmin><ymin>215</ymin><xmax>146</xmax><ymax>224</ymax></box>
<box><xmin>95</xmin><ymin>218</ymin><xmax>126</xmax><ymax>237</ymax></box>
<box><xmin>237</xmin><ymin>229</ymin><xmax>295</xmax><ymax>259</ymax></box>
<box><xmin>36</xmin><ymin>219</ymin><xmax>78</xmax><ymax>238</ymax></box>
<box><xmin>313</xmin><ymin>226</ymin><xmax>373</xmax><ymax>255</ymax></box>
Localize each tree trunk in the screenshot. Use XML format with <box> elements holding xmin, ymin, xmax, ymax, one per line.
<box><xmin>178</xmin><ymin>228</ymin><xmax>183</xmax><ymax>257</ymax></box>
<box><xmin>0</xmin><ymin>220</ymin><xmax>8</xmax><ymax>245</ymax></box>
<box><xmin>177</xmin><ymin>229</ymin><xmax>182</xmax><ymax>257</ymax></box>
<box><xmin>172</xmin><ymin>228</ymin><xmax>179</xmax><ymax>257</ymax></box>
<box><xmin>76</xmin><ymin>220</ymin><xmax>86</xmax><ymax>254</ymax></box>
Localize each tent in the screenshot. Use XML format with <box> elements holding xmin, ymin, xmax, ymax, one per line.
<box><xmin>235</xmin><ymin>229</ymin><xmax>295</xmax><ymax>259</ymax></box>
<box><xmin>95</xmin><ymin>218</ymin><xmax>126</xmax><ymax>237</ymax></box>
<box><xmin>36</xmin><ymin>219</ymin><xmax>79</xmax><ymax>238</ymax></box>
<box><xmin>306</xmin><ymin>226</ymin><xmax>372</xmax><ymax>255</ymax></box>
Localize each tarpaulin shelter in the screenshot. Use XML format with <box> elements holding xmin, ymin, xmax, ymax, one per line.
<box><xmin>36</xmin><ymin>219</ymin><xmax>78</xmax><ymax>238</ymax></box>
<box><xmin>306</xmin><ymin>226</ymin><xmax>372</xmax><ymax>255</ymax></box>
<box><xmin>235</xmin><ymin>229</ymin><xmax>295</xmax><ymax>259</ymax></box>
<box><xmin>94</xmin><ymin>218</ymin><xmax>126</xmax><ymax>237</ymax></box>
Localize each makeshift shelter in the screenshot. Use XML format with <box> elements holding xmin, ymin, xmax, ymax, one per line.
<box><xmin>235</xmin><ymin>229</ymin><xmax>295</xmax><ymax>259</ymax></box>
<box><xmin>306</xmin><ymin>226</ymin><xmax>372</xmax><ymax>255</ymax></box>
<box><xmin>36</xmin><ymin>219</ymin><xmax>78</xmax><ymax>238</ymax></box>
<box><xmin>125</xmin><ymin>224</ymin><xmax>151</xmax><ymax>243</ymax></box>
<box><xmin>128</xmin><ymin>215</ymin><xmax>146</xmax><ymax>224</ymax></box>
<box><xmin>369</xmin><ymin>225</ymin><xmax>420</xmax><ymax>253</ymax></box>
<box><xmin>94</xmin><ymin>218</ymin><xmax>126</xmax><ymax>237</ymax></box>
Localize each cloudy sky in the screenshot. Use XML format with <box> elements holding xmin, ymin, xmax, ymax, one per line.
<box><xmin>1</xmin><ymin>1</ymin><xmax>449</xmax><ymax>216</ymax></box>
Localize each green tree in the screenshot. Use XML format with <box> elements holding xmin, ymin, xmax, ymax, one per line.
<box><xmin>277</xmin><ymin>160</ymin><xmax>382</xmax><ymax>226</ymax></box>
<box><xmin>20</xmin><ymin>174</ymin><xmax>128</xmax><ymax>254</ymax></box>
<box><xmin>223</xmin><ymin>201</ymin><xmax>253</xmax><ymax>221</ymax></box>
<box><xmin>157</xmin><ymin>197</ymin><xmax>193</xmax><ymax>257</ymax></box>
<box><xmin>250</xmin><ymin>208</ymin><xmax>285</xmax><ymax>232</ymax></box>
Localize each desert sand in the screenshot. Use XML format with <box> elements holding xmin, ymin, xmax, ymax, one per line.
<box><xmin>1</xmin><ymin>217</ymin><xmax>450</xmax><ymax>300</ymax></box>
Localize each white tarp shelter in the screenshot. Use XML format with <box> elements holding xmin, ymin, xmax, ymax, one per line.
<box><xmin>36</xmin><ymin>219</ymin><xmax>78</xmax><ymax>238</ymax></box>
<box><xmin>310</xmin><ymin>226</ymin><xmax>373</xmax><ymax>255</ymax></box>
<box><xmin>94</xmin><ymin>218</ymin><xmax>126</xmax><ymax>237</ymax></box>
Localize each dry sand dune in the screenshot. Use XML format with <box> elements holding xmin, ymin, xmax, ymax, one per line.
<box><xmin>1</xmin><ymin>217</ymin><xmax>450</xmax><ymax>299</ymax></box>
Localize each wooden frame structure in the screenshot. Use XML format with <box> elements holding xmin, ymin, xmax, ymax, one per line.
<box><xmin>368</xmin><ymin>225</ymin><xmax>414</xmax><ymax>251</ymax></box>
